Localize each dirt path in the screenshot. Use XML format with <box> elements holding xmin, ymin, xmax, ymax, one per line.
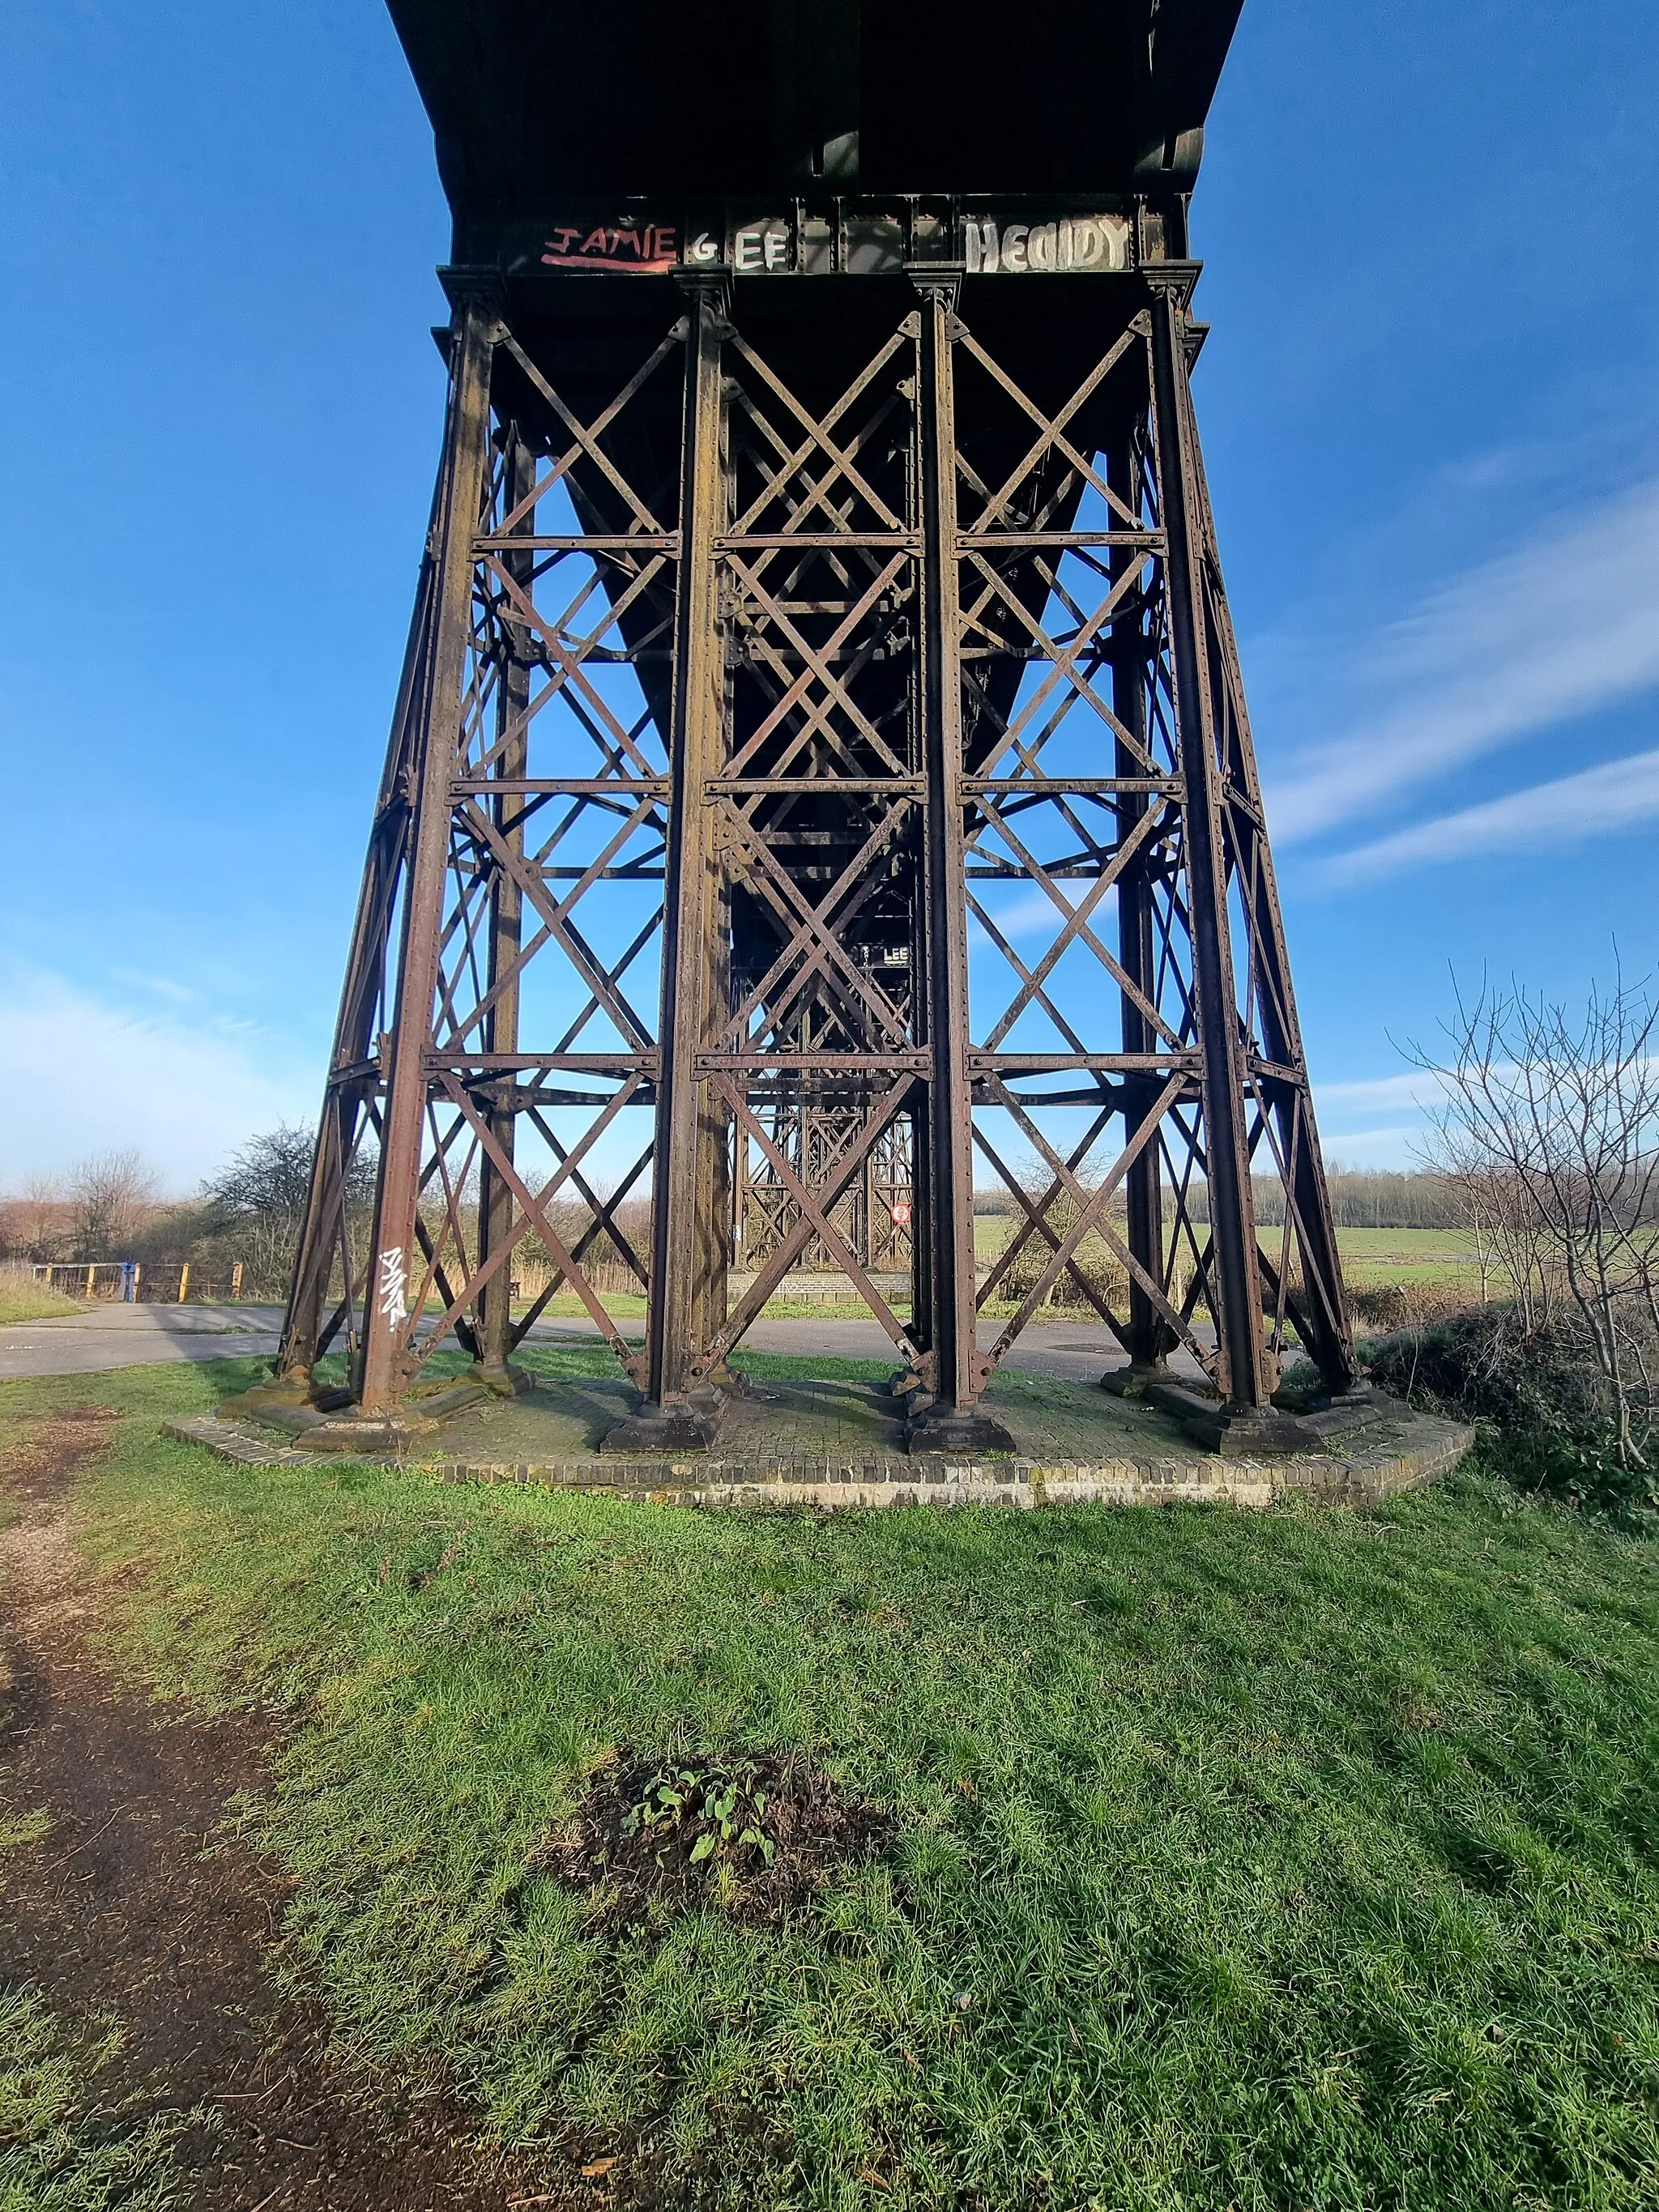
<box><xmin>0</xmin><ymin>1404</ymin><xmax>569</xmax><ymax>2212</ymax></box>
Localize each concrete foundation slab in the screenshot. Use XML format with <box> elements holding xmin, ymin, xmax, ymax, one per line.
<box><xmin>166</xmin><ymin>1370</ymin><xmax>1473</xmax><ymax>1514</ymax></box>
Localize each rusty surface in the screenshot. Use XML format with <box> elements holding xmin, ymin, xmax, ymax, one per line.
<box><xmin>279</xmin><ymin>44</ymin><xmax>1355</xmax><ymax>1430</ymax></box>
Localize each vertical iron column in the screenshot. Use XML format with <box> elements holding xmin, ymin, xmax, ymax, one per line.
<box><xmin>911</xmin><ymin>275</ymin><xmax>1013</xmax><ymax>1451</ymax></box>
<box><xmin>1182</xmin><ymin>432</ymin><xmax>1357</xmax><ymax>1393</ymax></box>
<box><xmin>357</xmin><ymin>292</ymin><xmax>498</xmax><ymax>1417</ymax></box>
<box><xmin>277</xmin><ymin>494</ymin><xmax>444</xmax><ymax>1385</ymax></box>
<box><xmin>475</xmin><ymin>430</ymin><xmax>535</xmax><ymax>1380</ymax></box>
<box><xmin>621</xmin><ymin>279</ymin><xmax>729</xmax><ymax>1448</ymax></box>
<box><xmin>1108</xmin><ymin>431</ymin><xmax>1168</xmax><ymax>1376</ymax></box>
<box><xmin>688</xmin><ymin>778</ymin><xmax>734</xmax><ymax>1362</ymax></box>
<box><xmin>1147</xmin><ymin>276</ymin><xmax>1269</xmax><ymax>1410</ymax></box>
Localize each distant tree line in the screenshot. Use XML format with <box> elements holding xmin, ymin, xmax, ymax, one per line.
<box><xmin>0</xmin><ymin>1127</ymin><xmax>375</xmax><ymax>1299</ymax></box>
<box><xmin>0</xmin><ymin>1128</ymin><xmax>630</xmax><ymax>1305</ymax></box>
<box><xmin>1257</xmin><ymin>1169</ymin><xmax>1465</xmax><ymax>1230</ymax></box>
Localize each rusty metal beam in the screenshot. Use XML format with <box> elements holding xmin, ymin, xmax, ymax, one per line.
<box><xmin>1147</xmin><ymin>275</ymin><xmax>1266</xmax><ymax>1409</ymax></box>
<box><xmin>280</xmin><ymin>241</ymin><xmax>1357</xmax><ymax>1455</ymax></box>
<box><xmin>907</xmin><ymin>273</ymin><xmax>1013</xmax><ymax>1450</ymax></box>
<box><xmin>1108</xmin><ymin>429</ymin><xmax>1169</xmax><ymax>1375</ymax></box>
<box><xmin>617</xmin><ymin>278</ymin><xmax>728</xmax><ymax>1448</ymax></box>
<box><xmin>357</xmin><ymin>291</ymin><xmax>498</xmax><ymax>1415</ymax></box>
<box><xmin>475</xmin><ymin>428</ymin><xmax>535</xmax><ymax>1379</ymax></box>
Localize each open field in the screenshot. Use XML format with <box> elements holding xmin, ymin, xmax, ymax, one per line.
<box><xmin>3</xmin><ymin>1349</ymin><xmax>1657</xmax><ymax>2209</ymax></box>
<box><xmin>973</xmin><ymin>1217</ymin><xmax>1485</xmax><ymax>1301</ymax></box>
<box><xmin>1333</xmin><ymin>1226</ymin><xmax>1484</xmax><ymax>1290</ymax></box>
<box><xmin>514</xmin><ymin>1226</ymin><xmax>1486</xmax><ymax>1327</ymax></box>
<box><xmin>0</xmin><ymin>1226</ymin><xmax>1483</xmax><ymax>1338</ymax></box>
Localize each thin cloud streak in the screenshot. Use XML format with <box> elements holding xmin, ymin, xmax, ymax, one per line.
<box><xmin>1265</xmin><ymin>476</ymin><xmax>1659</xmax><ymax>844</ymax></box>
<box><xmin>1311</xmin><ymin>1073</ymin><xmax>1447</xmax><ymax>1173</ymax></box>
<box><xmin>1316</xmin><ymin>1127</ymin><xmax>1435</xmax><ymax>1168</ymax></box>
<box><xmin>1323</xmin><ymin>744</ymin><xmax>1659</xmax><ymax>884</ymax></box>
<box><xmin>969</xmin><ymin>887</ymin><xmax>1094</xmax><ymax>940</ymax></box>
<box><xmin>1313</xmin><ymin>1070</ymin><xmax>1444</xmax><ymax>1117</ymax></box>
<box><xmin>0</xmin><ymin>965</ymin><xmax>315</xmax><ymax>1191</ymax></box>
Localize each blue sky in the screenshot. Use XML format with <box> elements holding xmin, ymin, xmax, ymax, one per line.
<box><xmin>2</xmin><ymin>0</ymin><xmax>1657</xmax><ymax>1191</ymax></box>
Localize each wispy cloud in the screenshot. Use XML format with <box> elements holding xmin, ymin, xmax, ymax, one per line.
<box><xmin>1323</xmin><ymin>744</ymin><xmax>1659</xmax><ymax>884</ymax></box>
<box><xmin>0</xmin><ymin>965</ymin><xmax>314</xmax><ymax>1192</ymax></box>
<box><xmin>1265</xmin><ymin>476</ymin><xmax>1659</xmax><ymax>844</ymax></box>
<box><xmin>969</xmin><ymin>887</ymin><xmax>1088</xmax><ymax>941</ymax></box>
<box><xmin>1308</xmin><ymin>1069</ymin><xmax>1458</xmax><ymax>1170</ymax></box>
<box><xmin>112</xmin><ymin>966</ymin><xmax>200</xmax><ymax>1005</ymax></box>
<box><xmin>1313</xmin><ymin>1070</ymin><xmax>1443</xmax><ymax>1118</ymax></box>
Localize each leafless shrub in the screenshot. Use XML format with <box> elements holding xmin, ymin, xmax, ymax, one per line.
<box><xmin>67</xmin><ymin>1149</ymin><xmax>159</xmax><ymax>1260</ymax></box>
<box><xmin>515</xmin><ymin>1198</ymin><xmax>651</xmax><ymax>1302</ymax></box>
<box><xmin>6</xmin><ymin>1174</ymin><xmax>71</xmax><ymax>1263</ymax></box>
<box><xmin>198</xmin><ymin>1123</ymin><xmax>370</xmax><ymax>1298</ymax></box>
<box><xmin>1410</xmin><ymin>967</ymin><xmax>1659</xmax><ymax>1473</ymax></box>
<box><xmin>982</xmin><ymin>1178</ymin><xmax>1131</xmax><ymax>1316</ymax></box>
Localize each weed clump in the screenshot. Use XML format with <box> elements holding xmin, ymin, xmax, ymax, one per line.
<box><xmin>625</xmin><ymin>1757</ymin><xmax>777</xmax><ymax>1869</ymax></box>
<box><xmin>547</xmin><ymin>1750</ymin><xmax>890</xmax><ymax>1921</ymax></box>
<box><xmin>1367</xmin><ymin>1306</ymin><xmax>1658</xmax><ymax>1519</ymax></box>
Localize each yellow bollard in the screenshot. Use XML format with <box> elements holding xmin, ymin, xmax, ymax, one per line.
<box><xmin>177</xmin><ymin>1263</ymin><xmax>190</xmax><ymax>1304</ymax></box>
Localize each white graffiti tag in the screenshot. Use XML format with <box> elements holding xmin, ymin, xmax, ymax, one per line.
<box><xmin>377</xmin><ymin>1245</ymin><xmax>411</xmax><ymax>1325</ymax></box>
<box><xmin>962</xmin><ymin>215</ymin><xmax>1128</xmax><ymax>276</ymax></box>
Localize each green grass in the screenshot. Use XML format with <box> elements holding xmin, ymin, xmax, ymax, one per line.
<box><xmin>973</xmin><ymin>1218</ymin><xmax>1484</xmax><ymax>1295</ymax></box>
<box><xmin>520</xmin><ymin>1290</ymin><xmax>651</xmax><ymax>1322</ymax></box>
<box><xmin>0</xmin><ymin>1987</ymin><xmax>189</xmax><ymax>2212</ymax></box>
<box><xmin>5</xmin><ymin>1354</ymin><xmax>1659</xmax><ymax>2209</ymax></box>
<box><xmin>0</xmin><ymin>1276</ymin><xmax>82</xmax><ymax>1325</ymax></box>
<box><xmin>1333</xmin><ymin>1227</ymin><xmax>1483</xmax><ymax>1291</ymax></box>
<box><xmin>1335</xmin><ymin>1229</ymin><xmax>1472</xmax><ymax>1256</ymax></box>
<box><xmin>518</xmin><ymin>1294</ymin><xmax>915</xmax><ymax>1324</ymax></box>
<box><xmin>514</xmin><ymin>1221</ymin><xmax>1484</xmax><ymax>1327</ymax></box>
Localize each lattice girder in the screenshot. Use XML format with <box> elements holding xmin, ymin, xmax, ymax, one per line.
<box><xmin>279</xmin><ymin>265</ymin><xmax>1355</xmax><ymax>1433</ymax></box>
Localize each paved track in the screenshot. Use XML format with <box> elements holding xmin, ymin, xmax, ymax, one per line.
<box><xmin>0</xmin><ymin>1303</ymin><xmax>1204</xmax><ymax>1387</ymax></box>
<box><xmin>0</xmin><ymin>1305</ymin><xmax>285</xmax><ymax>1379</ymax></box>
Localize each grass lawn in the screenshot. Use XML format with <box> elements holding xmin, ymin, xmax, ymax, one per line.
<box><xmin>0</xmin><ymin>1276</ymin><xmax>82</xmax><ymax>1324</ymax></box>
<box><xmin>5</xmin><ymin>1348</ymin><xmax>1658</xmax><ymax>2208</ymax></box>
<box><xmin>512</xmin><ymin>1223</ymin><xmax>1483</xmax><ymax>1328</ymax></box>
<box><xmin>972</xmin><ymin>1218</ymin><xmax>1483</xmax><ymax>1294</ymax></box>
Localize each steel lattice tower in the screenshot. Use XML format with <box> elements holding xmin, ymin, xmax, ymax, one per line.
<box><xmin>277</xmin><ymin>0</ymin><xmax>1358</xmax><ymax>1453</ymax></box>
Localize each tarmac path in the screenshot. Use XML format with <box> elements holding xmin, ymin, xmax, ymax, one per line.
<box><xmin>0</xmin><ymin>1301</ymin><xmax>1201</xmax><ymax>1387</ymax></box>
<box><xmin>0</xmin><ymin>1303</ymin><xmax>286</xmax><ymax>1379</ymax></box>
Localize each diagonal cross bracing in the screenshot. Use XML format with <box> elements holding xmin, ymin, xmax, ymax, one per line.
<box><xmin>279</xmin><ymin>261</ymin><xmax>1355</xmax><ymax>1430</ymax></box>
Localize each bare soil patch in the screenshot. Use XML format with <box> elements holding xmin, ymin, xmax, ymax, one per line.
<box><xmin>547</xmin><ymin>1749</ymin><xmax>891</xmax><ymax>1925</ymax></box>
<box><xmin>0</xmin><ymin>1405</ymin><xmax>574</xmax><ymax>2211</ymax></box>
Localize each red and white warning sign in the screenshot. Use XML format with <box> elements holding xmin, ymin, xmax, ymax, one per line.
<box><xmin>889</xmin><ymin>1202</ymin><xmax>912</xmax><ymax>1226</ymax></box>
